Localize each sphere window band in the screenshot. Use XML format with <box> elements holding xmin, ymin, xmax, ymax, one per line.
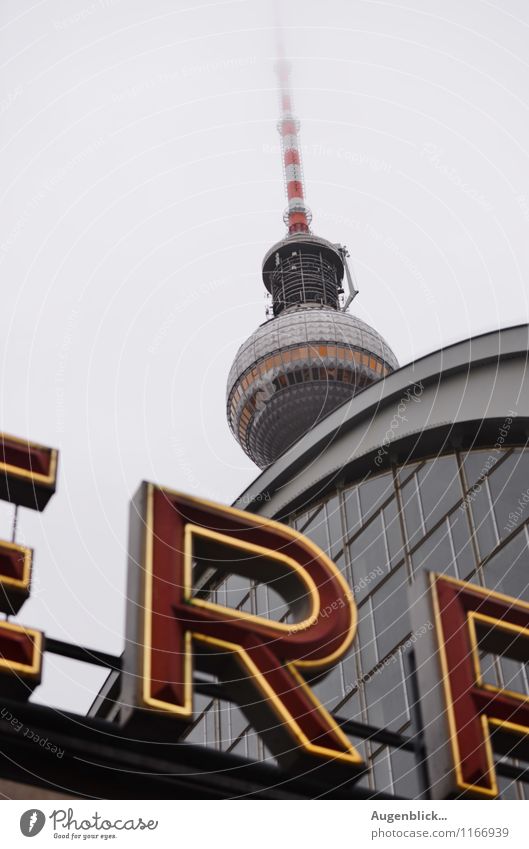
<box><xmin>228</xmin><ymin>342</ymin><xmax>391</xmax><ymax>450</ymax></box>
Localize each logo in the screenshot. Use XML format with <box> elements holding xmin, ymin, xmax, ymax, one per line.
<box><xmin>49</xmin><ymin>809</ymin><xmax>158</xmax><ymax>834</ymax></box>
<box><xmin>20</xmin><ymin>809</ymin><xmax>45</xmax><ymax>837</ymax></box>
<box><xmin>123</xmin><ymin>483</ymin><xmax>364</xmax><ymax>772</ymax></box>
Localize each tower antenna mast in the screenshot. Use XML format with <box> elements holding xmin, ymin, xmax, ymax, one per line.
<box><xmin>275</xmin><ymin>27</ymin><xmax>312</xmax><ymax>235</ymax></box>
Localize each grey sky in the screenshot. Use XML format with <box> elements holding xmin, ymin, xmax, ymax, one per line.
<box><xmin>0</xmin><ymin>0</ymin><xmax>528</xmax><ymax>712</ymax></box>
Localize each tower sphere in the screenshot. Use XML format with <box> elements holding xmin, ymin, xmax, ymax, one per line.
<box><xmin>226</xmin><ymin>236</ymin><xmax>398</xmax><ymax>469</ymax></box>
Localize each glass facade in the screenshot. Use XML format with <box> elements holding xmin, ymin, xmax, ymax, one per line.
<box><xmin>184</xmin><ymin>445</ymin><xmax>529</xmax><ymax>798</ymax></box>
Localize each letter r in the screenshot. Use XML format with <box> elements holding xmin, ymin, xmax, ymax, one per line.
<box><xmin>124</xmin><ymin>482</ymin><xmax>364</xmax><ymax>771</ymax></box>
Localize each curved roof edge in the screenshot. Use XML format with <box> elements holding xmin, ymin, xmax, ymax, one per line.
<box><xmin>233</xmin><ymin>323</ymin><xmax>529</xmax><ymax>517</ymax></box>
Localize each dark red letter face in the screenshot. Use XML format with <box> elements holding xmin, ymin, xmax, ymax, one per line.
<box><xmin>0</xmin><ymin>431</ymin><xmax>56</xmax><ymax>697</ymax></box>
<box><xmin>0</xmin><ymin>543</ymin><xmax>41</xmax><ymax>697</ymax></box>
<box><xmin>432</xmin><ymin>574</ymin><xmax>529</xmax><ymax>797</ymax></box>
<box><xmin>0</xmin><ymin>431</ymin><xmax>57</xmax><ymax>510</ymax></box>
<box><xmin>126</xmin><ymin>483</ymin><xmax>364</xmax><ymax>770</ymax></box>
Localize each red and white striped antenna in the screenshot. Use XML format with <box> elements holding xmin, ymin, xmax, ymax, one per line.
<box><xmin>274</xmin><ymin>27</ymin><xmax>312</xmax><ymax>235</ymax></box>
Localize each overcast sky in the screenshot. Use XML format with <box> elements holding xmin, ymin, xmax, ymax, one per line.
<box><xmin>1</xmin><ymin>0</ymin><xmax>528</xmax><ymax>712</ymax></box>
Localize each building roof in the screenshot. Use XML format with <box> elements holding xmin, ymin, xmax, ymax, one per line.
<box><xmin>233</xmin><ymin>323</ymin><xmax>529</xmax><ymax>518</ymax></box>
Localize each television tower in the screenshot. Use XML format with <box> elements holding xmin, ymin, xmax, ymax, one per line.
<box><xmin>226</xmin><ymin>31</ymin><xmax>398</xmax><ymax>469</ymax></box>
